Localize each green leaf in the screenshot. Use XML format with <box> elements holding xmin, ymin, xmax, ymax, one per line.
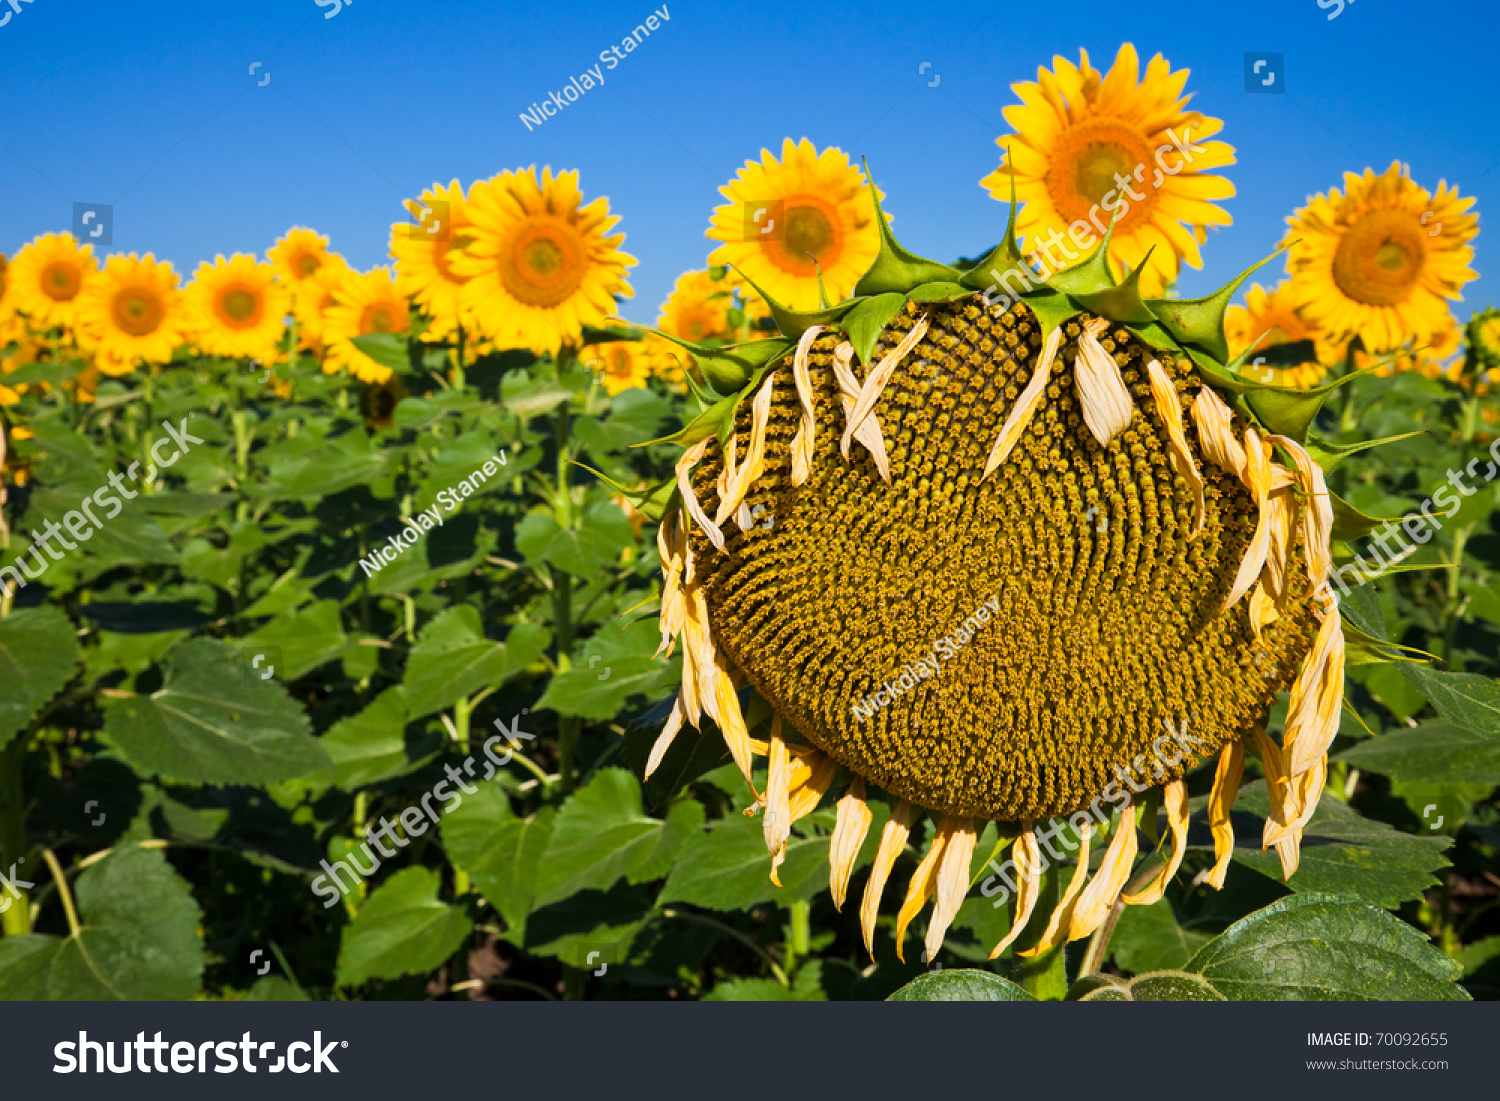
<box><xmin>514</xmin><ymin>501</ymin><xmax>634</xmax><ymax>578</ymax></box>
<box><xmin>321</xmin><ymin>686</ymin><xmax>439</xmax><ymax>790</ymax></box>
<box><xmin>1337</xmin><ymin>722</ymin><xmax>1500</xmax><ymax>782</ymax></box>
<box><xmin>1078</xmin><ymin>969</ymin><xmax>1225</xmax><ymax>1001</ymax></box>
<box><xmin>660</xmin><ymin>809</ymin><xmax>830</xmax><ymax>911</ymax></box>
<box><xmin>1330</xmin><ymin>491</ymin><xmax>1391</xmax><ymax>542</ymax></box>
<box><xmin>728</xmin><ymin>265</ymin><xmax>858</xmax><ymax>337</ymax></box>
<box><xmin>886</xmin><ymin>968</ymin><xmax>1036</xmax><ymax>1001</ymax></box>
<box><xmin>501</xmin><ymin>370</ymin><xmax>578</xmax><ymax>419</ymax></box>
<box><xmin>573</xmin><ymin>388</ymin><xmax>672</xmax><ymax>453</ymax></box>
<box><xmin>841</xmin><ymin>292</ymin><xmax>908</xmax><ymax>369</ymax></box>
<box><xmin>100</xmin><ymin>638</ymin><xmax>330</xmax><ymax>786</ymax></box>
<box><xmin>1306</xmin><ymin>430</ymin><xmax>1426</xmax><ymax>474</ymax></box>
<box><xmin>707</xmin><ymin>961</ymin><xmax>830</xmax><ymax>1001</ymax></box>
<box><xmin>0</xmin><ymin>605</ymin><xmax>81</xmax><ymax>748</ymax></box>
<box><xmin>1108</xmin><ymin>897</ymin><xmax>1212</xmax><ymax>974</ymax></box>
<box><xmin>1146</xmin><ymin>249</ymin><xmax>1279</xmax><ymax>365</ymax></box>
<box><xmin>442</xmin><ymin>787</ymin><xmax>554</xmax><ymax>937</ymax></box>
<box><xmin>1218</xmin><ymin>781</ymin><xmax>1448</xmax><ymax>908</ymax></box>
<box><xmin>1183</xmin><ymin>892</ymin><xmax>1468</xmax><ymax>1000</ymax></box>
<box><xmin>0</xmin><ymin>845</ymin><xmax>203</xmax><ymax>1000</ymax></box>
<box><xmin>1399</xmin><ymin>664</ymin><xmax>1500</xmax><ymax>737</ymax></box>
<box><xmin>402</xmin><ymin>607</ymin><xmax>550</xmax><ymax>720</ymax></box>
<box><xmin>535</xmin><ymin>617</ymin><xmax>675</xmax><ymax>720</ymax></box>
<box><xmin>904</xmin><ymin>281</ymin><xmax>973</xmax><ymax>303</ymax></box>
<box><xmin>1071</xmin><ymin>260</ymin><xmax>1157</xmax><ymax>326</ymax></box>
<box><xmin>1045</xmin><ymin>224</ymin><xmax>1125</xmax><ymax>299</ymax></box>
<box><xmin>350</xmin><ymin>332</ymin><xmax>411</xmax><ymax>372</ymax></box>
<box><xmin>852</xmin><ymin>168</ymin><xmax>962</xmax><ymax>296</ymax></box>
<box><xmin>621</xmin><ymin>705</ymin><xmax>731</xmax><ymax>812</ymax></box>
<box><xmin>635</xmin><ymin>330</ymin><xmax>789</xmax><ymax>396</ymax></box>
<box><xmin>242</xmin><ymin>600</ymin><xmax>348</xmax><ymax>681</ymax></box>
<box><xmin>1246</xmin><ymin>368</ymin><xmax>1375</xmax><ymax>444</ymax></box>
<box><xmin>264</xmin><ymin>429</ymin><xmax>389</xmax><ymax>499</ymax></box>
<box><xmin>334</xmin><ymin>866</ymin><xmax>472</xmax><ymax>987</ymax></box>
<box><xmin>959</xmin><ymin>165</ymin><xmax>1026</xmax><ymax>291</ymax></box>
<box><xmin>533</xmin><ymin>769</ymin><xmax>704</xmax><ymax>906</ymax></box>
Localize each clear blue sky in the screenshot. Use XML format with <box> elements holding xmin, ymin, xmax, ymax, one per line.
<box><xmin>2</xmin><ymin>0</ymin><xmax>1495</xmax><ymax>325</ymax></box>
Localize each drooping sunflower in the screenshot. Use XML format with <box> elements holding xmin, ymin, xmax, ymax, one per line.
<box><xmin>6</xmin><ymin>233</ymin><xmax>98</xmax><ymax>331</ymax></box>
<box><xmin>75</xmin><ymin>253</ymin><xmax>190</xmax><ymax>369</ymax></box>
<box><xmin>389</xmin><ymin>179</ymin><xmax>477</xmax><ymax>343</ymax></box>
<box><xmin>1225</xmin><ymin>282</ymin><xmax>1332</xmax><ymax>389</ymax></box>
<box><xmin>706</xmin><ymin>138</ymin><xmax>881</xmax><ymax>312</ymax></box>
<box><xmin>644</xmin><ymin>170</ymin><xmax>1362</xmax><ymax>965</ymax></box>
<box><xmin>184</xmin><ymin>253</ymin><xmax>289</xmax><ymax>362</ymax></box>
<box><xmin>268</xmin><ymin>227</ymin><xmax>338</xmax><ymax>303</ymax></box>
<box><xmin>982</xmin><ymin>44</ymin><xmax>1236</xmax><ymax>298</ymax></box>
<box><xmin>320</xmin><ymin>267</ymin><xmax>410</xmax><ymax>384</ymax></box>
<box><xmin>587</xmin><ymin>338</ymin><xmax>653</xmax><ymax>396</ymax></box>
<box><xmin>452</xmin><ymin>167</ymin><xmax>636</xmax><ymax>355</ymax></box>
<box><xmin>1282</xmin><ymin>162</ymin><xmax>1478</xmax><ymax>354</ymax></box>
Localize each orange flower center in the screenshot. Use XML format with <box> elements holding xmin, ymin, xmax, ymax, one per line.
<box><xmin>1332</xmin><ymin>208</ymin><xmax>1427</xmax><ymax>307</ymax></box>
<box><xmin>219</xmin><ymin>286</ymin><xmax>261</xmax><ymax>326</ymax></box>
<box><xmin>762</xmin><ymin>196</ymin><xmax>842</xmax><ymax>277</ymax></box>
<box><xmin>500</xmin><ymin>219</ymin><xmax>587</xmax><ymax>309</ymax></box>
<box><xmin>1044</xmin><ymin>121</ymin><xmax>1159</xmax><ymax>234</ymax></box>
<box><xmin>297</xmin><ymin>252</ymin><xmax>322</xmax><ymax>277</ymax></box>
<box><xmin>360</xmin><ymin>301</ymin><xmax>403</xmax><ymax>334</ymax></box>
<box><xmin>43</xmin><ymin>261</ymin><xmax>83</xmax><ymax>302</ymax></box>
<box><xmin>112</xmin><ymin>286</ymin><xmax>165</xmax><ymax>336</ymax></box>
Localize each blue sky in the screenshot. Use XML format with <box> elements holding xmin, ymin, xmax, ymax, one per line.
<box><xmin>2</xmin><ymin>0</ymin><xmax>1496</xmax><ymax>325</ymax></box>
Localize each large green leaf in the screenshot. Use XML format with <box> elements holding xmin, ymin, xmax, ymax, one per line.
<box><xmin>1108</xmin><ymin>897</ymin><xmax>1212</xmax><ymax>974</ymax></box>
<box><xmin>1182</xmin><ymin>893</ymin><xmax>1468</xmax><ymax>1000</ymax></box>
<box><xmin>887</xmin><ymin>968</ymin><xmax>1036</xmax><ymax>1001</ymax></box>
<box><xmin>0</xmin><ymin>605</ymin><xmax>80</xmax><ymax>748</ymax></box>
<box><xmin>1337</xmin><ymin>722</ymin><xmax>1500</xmax><ymax>783</ymax></box>
<box><xmin>242</xmin><ymin>600</ymin><xmax>349</xmax><ymax>681</ymax></box>
<box><xmin>100</xmin><ymin>638</ymin><xmax>330</xmax><ymax>786</ymax></box>
<box><xmin>441</xmin><ymin>786</ymin><xmax>553</xmax><ymax>937</ymax></box>
<box><xmin>533</xmin><ymin>769</ymin><xmax>703</xmax><ymax>906</ymax></box>
<box><xmin>514</xmin><ymin>502</ymin><xmax>634</xmax><ymax>577</ymax></box>
<box><xmin>321</xmin><ymin>686</ymin><xmax>439</xmax><ymax>790</ymax></box>
<box><xmin>1214</xmin><ymin>782</ymin><xmax>1448</xmax><ymax>908</ymax></box>
<box><xmin>334</xmin><ymin>866</ymin><xmax>472</xmax><ymax>987</ymax></box>
<box><xmin>535</xmin><ymin>617</ymin><xmax>675</xmax><ymax>720</ymax></box>
<box><xmin>0</xmin><ymin>845</ymin><xmax>203</xmax><ymax>1000</ymax></box>
<box><xmin>402</xmin><ymin>607</ymin><xmax>550</xmax><ymax>720</ymax></box>
<box><xmin>660</xmin><ymin>809</ymin><xmax>831</xmax><ymax>911</ymax></box>
<box><xmin>1399</xmin><ymin>664</ymin><xmax>1500</xmax><ymax>738</ymax></box>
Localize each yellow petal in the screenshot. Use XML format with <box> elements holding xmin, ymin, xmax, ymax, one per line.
<box><xmin>789</xmin><ymin>325</ymin><xmax>826</xmax><ymax>487</ymax></box>
<box><xmin>1145</xmin><ymin>358</ymin><xmax>1205</xmax><ymax>538</ymax></box>
<box><xmin>990</xmin><ymin>823</ymin><xmax>1042</xmax><ymax>957</ymax></box>
<box><xmin>860</xmin><ymin>800</ymin><xmax>913</xmax><ymax>959</ymax></box>
<box><xmin>708</xmin><ymin>648</ymin><xmax>757</xmax><ymax>795</ymax></box>
<box><xmin>1206</xmin><ymin>739</ymin><xmax>1245</xmax><ymax>890</ymax></box>
<box><xmin>644</xmin><ymin>694</ymin><xmax>685</xmax><ymax>779</ymax></box>
<box><xmin>1224</xmin><ymin>427</ymin><xmax>1273</xmax><ymax>611</ymax></box>
<box><xmin>1269</xmin><ymin>434</ymin><xmax>1334</xmax><ymax>594</ymax></box>
<box><xmin>983</xmin><ymin>326</ymin><xmax>1064</xmax><ymax>477</ymax></box>
<box><xmin>1069</xmin><ymin>806</ymin><xmax>1139</xmax><ymax>939</ymax></box>
<box><xmin>1073</xmin><ymin>317</ymin><xmax>1135</xmax><ymax>446</ymax></box>
<box><xmin>787</xmin><ymin>749</ymin><xmax>838</xmax><ymax>823</ymax></box>
<box><xmin>831</xmin><ymin>342</ymin><xmax>891</xmax><ymax>481</ymax></box>
<box><xmin>715</xmin><ymin>372</ymin><xmax>777</xmax><ymax>525</ymax></box>
<box><xmin>1190</xmin><ymin>385</ymin><xmax>1246</xmax><ymax>475</ymax></box>
<box><xmin>841</xmin><ymin>313</ymin><xmax>930</xmax><ymax>460</ymax></box>
<box><xmin>716</xmin><ymin>431</ymin><xmax>737</xmax><ymax>508</ymax></box>
<box><xmin>1122</xmin><ymin>781</ymin><xmax>1188</xmax><ymax>907</ymax></box>
<box><xmin>829</xmin><ymin>777</ymin><xmax>874</xmax><ymax>911</ymax></box>
<box><xmin>925</xmin><ymin>818</ymin><xmax>978</xmax><ymax>964</ymax></box>
<box><xmin>1260</xmin><ymin>487</ymin><xmax>1296</xmax><ymax>606</ymax></box>
<box><xmin>894</xmin><ymin>816</ymin><xmax>949</xmax><ymax>964</ymax></box>
<box><xmin>675</xmin><ymin>438</ymin><xmax>725</xmax><ymax>551</ymax></box>
<box><xmin>1252</xmin><ymin>725</ymin><xmax>1297</xmax><ymax>851</ymax></box>
<box><xmin>1248</xmin><ymin>581</ymin><xmax>1280</xmax><ymax>641</ymax></box>
<box><xmin>763</xmin><ymin>719</ymin><xmax>790</xmax><ymax>885</ymax></box>
<box><xmin>1284</xmin><ymin>600</ymin><xmax>1346</xmax><ymax>778</ymax></box>
<box><xmin>1017</xmin><ymin>819</ymin><xmax>1092</xmax><ymax>958</ymax></box>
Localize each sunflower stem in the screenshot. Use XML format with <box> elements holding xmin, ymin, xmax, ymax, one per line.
<box><xmin>550</xmin><ymin>367</ymin><xmax>581</xmax><ymax>793</ymax></box>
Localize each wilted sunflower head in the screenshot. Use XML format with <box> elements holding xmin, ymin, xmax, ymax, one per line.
<box><xmin>644</xmin><ymin>156</ymin><xmax>1358</xmax><ymax>964</ymax></box>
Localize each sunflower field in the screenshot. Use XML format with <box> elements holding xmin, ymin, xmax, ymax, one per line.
<box><xmin>2</xmin><ymin>43</ymin><xmax>1500</xmax><ymax>1005</ymax></box>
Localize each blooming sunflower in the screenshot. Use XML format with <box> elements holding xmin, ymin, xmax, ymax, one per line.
<box><xmin>7</xmin><ymin>233</ymin><xmax>98</xmax><ymax>331</ymax></box>
<box><xmin>269</xmin><ymin>227</ymin><xmax>338</xmax><ymax>303</ymax></box>
<box><xmin>1282</xmin><ymin>162</ymin><xmax>1478</xmax><ymax>354</ymax></box>
<box><xmin>706</xmin><ymin>139</ymin><xmax>881</xmax><ymax>312</ymax></box>
<box><xmin>1355</xmin><ymin>319</ymin><xmax>1464</xmax><ymax>382</ymax></box>
<box><xmin>982</xmin><ymin>44</ymin><xmax>1236</xmax><ymax>298</ymax></box>
<box><xmin>587</xmin><ymin>339</ymin><xmax>652</xmax><ymax>396</ymax></box>
<box><xmin>644</xmin><ymin>172</ymin><xmax>1362</xmax><ymax>965</ymax></box>
<box><xmin>1225</xmin><ymin>282</ymin><xmax>1332</xmax><ymax>389</ymax></box>
<box><xmin>320</xmin><ymin>267</ymin><xmax>409</xmax><ymax>384</ymax></box>
<box><xmin>75</xmin><ymin>253</ymin><xmax>190</xmax><ymax>369</ymax></box>
<box><xmin>390</xmin><ymin>179</ymin><xmax>476</xmax><ymax>343</ymax></box>
<box><xmin>452</xmin><ymin>167</ymin><xmax>635</xmax><ymax>355</ymax></box>
<box><xmin>292</xmin><ymin>254</ymin><xmax>353</xmax><ymax>354</ymax></box>
<box><xmin>184</xmin><ymin>253</ymin><xmax>288</xmax><ymax>362</ymax></box>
